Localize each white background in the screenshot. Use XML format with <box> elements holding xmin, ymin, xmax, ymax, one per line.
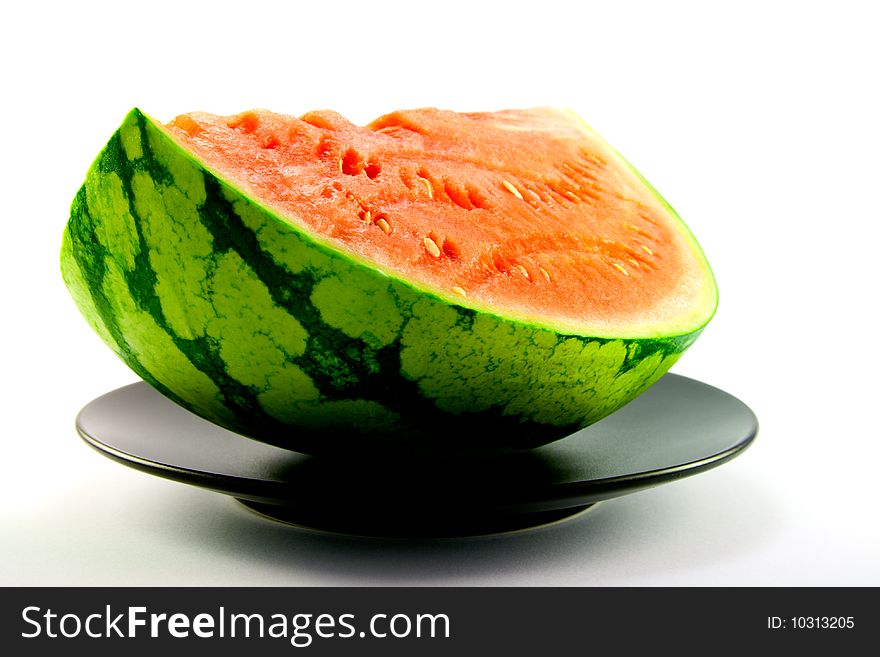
<box><xmin>1</xmin><ymin>0</ymin><xmax>878</xmax><ymax>585</ymax></box>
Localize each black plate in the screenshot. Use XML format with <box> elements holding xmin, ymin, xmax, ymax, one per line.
<box><xmin>76</xmin><ymin>374</ymin><xmax>757</xmax><ymax>538</ymax></box>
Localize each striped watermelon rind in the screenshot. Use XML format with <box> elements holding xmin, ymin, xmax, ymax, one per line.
<box><xmin>61</xmin><ymin>108</ymin><xmax>709</xmax><ymax>454</ymax></box>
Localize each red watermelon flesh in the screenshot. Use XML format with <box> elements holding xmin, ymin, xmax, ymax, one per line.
<box><xmin>165</xmin><ymin>107</ymin><xmax>714</xmax><ymax>337</ymax></box>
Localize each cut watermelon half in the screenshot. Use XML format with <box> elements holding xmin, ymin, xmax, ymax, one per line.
<box><xmin>61</xmin><ymin>106</ymin><xmax>716</xmax><ymax>454</ymax></box>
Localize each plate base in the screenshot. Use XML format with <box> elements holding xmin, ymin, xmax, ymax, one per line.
<box><xmin>236</xmin><ymin>499</ymin><xmax>596</xmax><ymax>538</ymax></box>
<box><xmin>76</xmin><ymin>374</ymin><xmax>758</xmax><ymax>539</ymax></box>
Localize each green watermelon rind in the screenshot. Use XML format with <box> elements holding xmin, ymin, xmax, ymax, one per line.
<box><xmin>60</xmin><ymin>108</ymin><xmax>712</xmax><ymax>454</ymax></box>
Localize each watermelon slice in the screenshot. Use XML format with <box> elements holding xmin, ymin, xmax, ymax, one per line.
<box><xmin>61</xmin><ymin>107</ymin><xmax>716</xmax><ymax>454</ymax></box>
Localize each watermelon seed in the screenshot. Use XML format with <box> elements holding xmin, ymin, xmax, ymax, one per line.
<box><xmin>502</xmin><ymin>180</ymin><xmax>524</xmax><ymax>200</ymax></box>
<box><xmin>640</xmin><ymin>245</ymin><xmax>654</xmax><ymax>256</ymax></box>
<box><xmin>452</xmin><ymin>286</ymin><xmax>467</xmax><ymax>297</ymax></box>
<box><xmin>613</xmin><ymin>263</ymin><xmax>630</xmax><ymax>276</ymax></box>
<box><xmin>418</xmin><ymin>176</ymin><xmax>434</xmax><ymax>199</ymax></box>
<box><xmin>261</xmin><ymin>135</ymin><xmax>280</xmax><ymax>150</ymax></box>
<box><xmin>341</xmin><ymin>149</ymin><xmax>364</xmax><ymax>176</ymax></box>
<box><xmin>524</xmin><ymin>187</ymin><xmax>543</xmax><ymax>205</ymax></box>
<box><xmin>442</xmin><ymin>238</ymin><xmax>461</xmax><ymax>260</ymax></box>
<box><xmin>638</xmin><ymin>209</ymin><xmax>661</xmax><ymax>227</ymax></box>
<box><xmin>578</xmin><ymin>186</ymin><xmax>603</xmax><ymax>202</ymax></box>
<box><xmin>624</xmin><ymin>222</ymin><xmax>649</xmax><ymax>237</ymax></box>
<box><xmin>376</xmin><ymin>217</ymin><xmax>391</xmax><ymax>234</ymax></box>
<box><xmin>563</xmin><ymin>190</ymin><xmax>580</xmax><ymax>203</ymax></box>
<box><xmin>539</xmin><ymin>266</ymin><xmax>552</xmax><ymax>283</ymax></box>
<box><xmin>362</xmin><ymin>211</ymin><xmax>372</xmax><ymax>225</ymax></box>
<box><xmin>365</xmin><ymin>162</ymin><xmax>382</xmax><ymax>179</ymax></box>
<box><xmin>445</xmin><ymin>181</ymin><xmax>475</xmax><ymax>210</ymax></box>
<box><xmin>514</xmin><ymin>264</ymin><xmax>531</xmax><ymax>280</ymax></box>
<box><xmin>580</xmin><ymin>150</ymin><xmax>606</xmax><ymax>167</ymax></box>
<box><xmin>626</xmin><ymin>257</ymin><xmax>641</xmax><ymax>269</ymax></box>
<box><xmin>571</xmin><ymin>161</ymin><xmax>599</xmax><ymax>182</ymax></box>
<box><xmin>467</xmin><ymin>186</ymin><xmax>490</xmax><ymax>210</ymax></box>
<box><xmin>423</xmin><ymin>237</ymin><xmax>442</xmax><ymax>258</ymax></box>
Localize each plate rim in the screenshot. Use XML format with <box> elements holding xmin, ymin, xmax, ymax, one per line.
<box><xmin>76</xmin><ymin>374</ymin><xmax>758</xmax><ymax>512</ymax></box>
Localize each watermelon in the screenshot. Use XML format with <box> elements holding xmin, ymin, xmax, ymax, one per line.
<box><xmin>61</xmin><ymin>107</ymin><xmax>716</xmax><ymax>455</ymax></box>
